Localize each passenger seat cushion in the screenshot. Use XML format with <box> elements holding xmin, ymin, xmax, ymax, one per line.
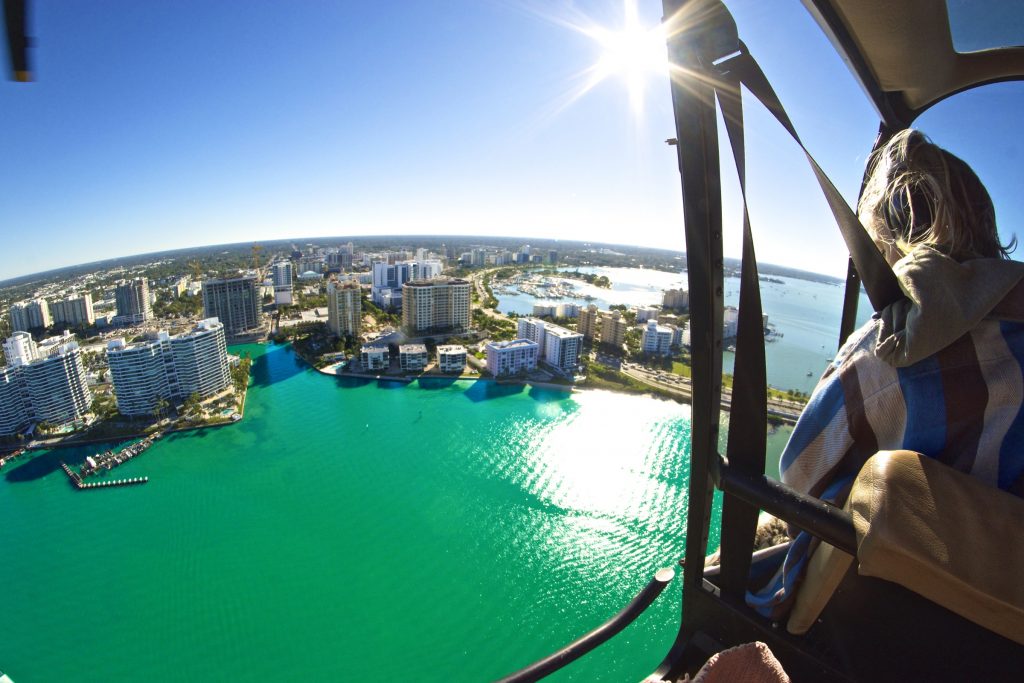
<box><xmin>849</xmin><ymin>450</ymin><xmax>1024</xmax><ymax>645</ymax></box>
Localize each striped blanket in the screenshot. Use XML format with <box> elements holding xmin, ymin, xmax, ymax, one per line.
<box><xmin>748</xmin><ymin>247</ymin><xmax>1024</xmax><ymax>617</ymax></box>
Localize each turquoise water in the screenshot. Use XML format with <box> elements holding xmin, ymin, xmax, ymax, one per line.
<box><xmin>0</xmin><ymin>342</ymin><xmax>731</xmax><ymax>682</ymax></box>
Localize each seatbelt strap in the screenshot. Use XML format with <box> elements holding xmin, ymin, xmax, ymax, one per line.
<box><xmin>721</xmin><ymin>45</ymin><xmax>905</xmax><ymax>313</ymax></box>
<box><xmin>716</xmin><ymin>64</ymin><xmax>767</xmax><ymax>599</ymax></box>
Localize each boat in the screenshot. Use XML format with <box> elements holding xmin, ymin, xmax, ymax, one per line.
<box><xmin>1</xmin><ymin>671</ymin><xmax>15</xmax><ymax>683</ymax></box>
<box><xmin>806</xmin><ymin>370</ymin><xmax>813</xmax><ymax>377</ymax></box>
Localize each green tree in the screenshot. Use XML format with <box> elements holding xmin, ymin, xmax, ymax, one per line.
<box><xmin>184</xmin><ymin>392</ymin><xmax>203</xmax><ymax>420</ymax></box>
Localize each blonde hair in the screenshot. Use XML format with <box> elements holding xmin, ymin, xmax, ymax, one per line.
<box><xmin>858</xmin><ymin>129</ymin><xmax>1014</xmax><ymax>261</ymax></box>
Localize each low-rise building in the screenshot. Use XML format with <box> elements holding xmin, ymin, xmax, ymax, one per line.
<box><xmin>642</xmin><ymin>320</ymin><xmax>673</xmax><ymax>356</ymax></box>
<box><xmin>485</xmin><ymin>339</ymin><xmax>538</xmax><ymax>377</ymax></box>
<box><xmin>399</xmin><ymin>344</ymin><xmax>428</xmax><ymax>371</ymax></box>
<box><xmin>361</xmin><ymin>345</ymin><xmax>390</xmax><ymax>371</ymax></box>
<box><xmin>436</xmin><ymin>345</ymin><xmax>467</xmax><ymax>373</ymax></box>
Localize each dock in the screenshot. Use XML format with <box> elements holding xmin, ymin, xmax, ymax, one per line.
<box><xmin>79</xmin><ymin>431</ymin><xmax>162</xmax><ymax>478</ymax></box>
<box><xmin>60</xmin><ymin>462</ymin><xmax>147</xmax><ymax>490</ymax></box>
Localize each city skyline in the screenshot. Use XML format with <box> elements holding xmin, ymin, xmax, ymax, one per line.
<box><xmin>3</xmin><ymin>1</ymin><xmax>1023</xmax><ymax>283</ymax></box>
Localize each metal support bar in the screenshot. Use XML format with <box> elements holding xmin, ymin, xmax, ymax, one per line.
<box><xmin>718</xmin><ymin>466</ymin><xmax>857</xmax><ymax>555</ymax></box>
<box><xmin>493</xmin><ymin>568</ymin><xmax>675</xmax><ymax>683</ymax></box>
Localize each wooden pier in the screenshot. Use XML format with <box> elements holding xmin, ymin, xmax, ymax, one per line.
<box><xmin>60</xmin><ymin>462</ymin><xmax>148</xmax><ymax>490</ymax></box>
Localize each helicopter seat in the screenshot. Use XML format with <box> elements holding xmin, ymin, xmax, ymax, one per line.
<box><xmin>787</xmin><ymin>449</ymin><xmax>1024</xmax><ymax>644</ymax></box>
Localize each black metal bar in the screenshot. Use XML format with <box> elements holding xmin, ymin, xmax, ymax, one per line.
<box><xmin>718</xmin><ymin>466</ymin><xmax>857</xmax><ymax>555</ymax></box>
<box><xmin>837</xmin><ymin>257</ymin><xmax>861</xmax><ymax>349</ymax></box>
<box><xmin>3</xmin><ymin>0</ymin><xmax>30</xmax><ymax>81</ymax></box>
<box><xmin>493</xmin><ymin>568</ymin><xmax>675</xmax><ymax>683</ymax></box>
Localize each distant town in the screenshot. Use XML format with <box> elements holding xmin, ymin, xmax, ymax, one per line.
<box><xmin>0</xmin><ymin>236</ymin><xmax>821</xmax><ymax>457</ymax></box>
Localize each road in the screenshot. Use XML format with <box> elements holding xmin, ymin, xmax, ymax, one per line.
<box><xmin>619</xmin><ymin>363</ymin><xmax>804</xmax><ymax>424</ymax></box>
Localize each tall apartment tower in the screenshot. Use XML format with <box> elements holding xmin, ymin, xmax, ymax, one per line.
<box><xmin>0</xmin><ymin>365</ymin><xmax>29</xmax><ymax>435</ymax></box>
<box><xmin>18</xmin><ymin>341</ymin><xmax>90</xmax><ymax>426</ymax></box>
<box><xmin>107</xmin><ymin>318</ymin><xmax>230</xmax><ymax>416</ymax></box>
<box><xmin>577</xmin><ymin>304</ymin><xmax>600</xmax><ymax>340</ymax></box>
<box><xmin>202</xmin><ymin>277</ymin><xmax>260</xmax><ymax>337</ymax></box>
<box><xmin>401</xmin><ymin>278</ymin><xmax>471</xmax><ymax>336</ymax></box>
<box><xmin>271</xmin><ymin>261</ymin><xmax>294</xmax><ymax>306</ymax></box>
<box><xmin>9</xmin><ymin>298</ymin><xmax>51</xmax><ymax>332</ymax></box>
<box><xmin>50</xmin><ymin>293</ymin><xmax>95</xmax><ymax>327</ymax></box>
<box><xmin>327</xmin><ymin>280</ymin><xmax>362</xmax><ymax>339</ymax></box>
<box><xmin>115</xmin><ymin>278</ymin><xmax>152</xmax><ymax>324</ymax></box>
<box><xmin>3</xmin><ymin>331</ymin><xmax>38</xmax><ymax>366</ymax></box>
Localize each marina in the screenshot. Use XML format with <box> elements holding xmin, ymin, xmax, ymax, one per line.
<box><xmin>79</xmin><ymin>432</ymin><xmax>162</xmax><ymax>478</ymax></box>
<box><xmin>60</xmin><ymin>462</ymin><xmax>148</xmax><ymax>490</ymax></box>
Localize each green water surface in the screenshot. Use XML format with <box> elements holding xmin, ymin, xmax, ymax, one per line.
<box><xmin>0</xmin><ymin>343</ymin><xmax>733</xmax><ymax>682</ymax></box>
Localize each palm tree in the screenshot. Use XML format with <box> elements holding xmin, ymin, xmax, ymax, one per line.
<box><xmin>154</xmin><ymin>397</ymin><xmax>170</xmax><ymax>421</ymax></box>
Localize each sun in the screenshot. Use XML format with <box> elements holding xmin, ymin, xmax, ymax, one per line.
<box><xmin>582</xmin><ymin>1</ymin><xmax>668</xmax><ymax>114</ymax></box>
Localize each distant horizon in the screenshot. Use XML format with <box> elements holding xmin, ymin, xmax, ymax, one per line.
<box><xmin>0</xmin><ymin>233</ymin><xmax>844</xmax><ymax>291</ymax></box>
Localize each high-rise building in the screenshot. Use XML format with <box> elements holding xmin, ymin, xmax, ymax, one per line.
<box><xmin>18</xmin><ymin>340</ymin><xmax>90</xmax><ymax>426</ymax></box>
<box><xmin>115</xmin><ymin>278</ymin><xmax>152</xmax><ymax>324</ymax></box>
<box><xmin>636</xmin><ymin>306</ymin><xmax>660</xmax><ymax>323</ymax></box>
<box><xmin>3</xmin><ymin>331</ymin><xmax>38</xmax><ymax>367</ymax></box>
<box><xmin>271</xmin><ymin>261</ymin><xmax>294</xmax><ymax>306</ymax></box>
<box><xmin>50</xmin><ymin>293</ymin><xmax>95</xmax><ymax>327</ymax></box>
<box><xmin>600</xmin><ymin>310</ymin><xmax>628</xmax><ymax>348</ymax></box>
<box><xmin>547</xmin><ymin>250</ymin><xmax>558</xmax><ymax>265</ymax></box>
<box><xmin>9</xmin><ymin>298</ymin><xmax>51</xmax><ymax>332</ymax></box>
<box><xmin>663</xmin><ymin>288</ymin><xmax>689</xmax><ymax>312</ymax></box>
<box><xmin>413</xmin><ymin>259</ymin><xmax>443</xmax><ymax>281</ymax></box>
<box><xmin>372</xmin><ymin>261</ymin><xmax>413</xmax><ymax>308</ymax></box>
<box><xmin>577</xmin><ymin>304</ymin><xmax>600</xmax><ymax>340</ymax></box>
<box><xmin>0</xmin><ymin>365</ymin><xmax>29</xmax><ymax>435</ymax></box>
<box><xmin>517</xmin><ymin>318</ymin><xmax>581</xmax><ymax>373</ymax></box>
<box><xmin>107</xmin><ymin>318</ymin><xmax>230</xmax><ymax>416</ymax></box>
<box><xmin>542</xmin><ymin>326</ymin><xmax>583</xmax><ymax>373</ymax></box>
<box><xmin>724</xmin><ymin>306</ymin><xmax>740</xmax><ymax>339</ymax></box>
<box><xmin>327</xmin><ymin>280</ymin><xmax>362</xmax><ymax>338</ymax></box>
<box><xmin>202</xmin><ymin>277</ymin><xmax>260</xmax><ymax>337</ymax></box>
<box><xmin>401</xmin><ymin>278</ymin><xmax>471</xmax><ymax>336</ymax></box>
<box><xmin>485</xmin><ymin>339</ymin><xmax>538</xmax><ymax>376</ymax></box>
<box><xmin>642</xmin><ymin>320</ymin><xmax>674</xmax><ymax>356</ymax></box>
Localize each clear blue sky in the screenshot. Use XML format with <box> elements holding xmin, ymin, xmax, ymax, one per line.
<box><xmin>2</xmin><ymin>0</ymin><xmax>1022</xmax><ymax>281</ymax></box>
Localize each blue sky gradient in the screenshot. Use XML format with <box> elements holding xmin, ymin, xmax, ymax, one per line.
<box><xmin>2</xmin><ymin>1</ymin><xmax>1022</xmax><ymax>280</ymax></box>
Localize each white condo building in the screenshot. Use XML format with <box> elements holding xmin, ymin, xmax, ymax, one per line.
<box><xmin>9</xmin><ymin>298</ymin><xmax>51</xmax><ymax>332</ymax></box>
<box><xmin>17</xmin><ymin>340</ymin><xmax>90</xmax><ymax>426</ymax></box>
<box><xmin>107</xmin><ymin>318</ymin><xmax>230</xmax><ymax>416</ymax></box>
<box><xmin>436</xmin><ymin>345</ymin><xmax>467</xmax><ymax>373</ymax></box>
<box><xmin>361</xmin><ymin>345</ymin><xmax>389</xmax><ymax>370</ymax></box>
<box><xmin>3</xmin><ymin>331</ymin><xmax>38</xmax><ymax>367</ymax></box>
<box><xmin>327</xmin><ymin>280</ymin><xmax>362</xmax><ymax>338</ymax></box>
<box><xmin>399</xmin><ymin>344</ymin><xmax>428</xmax><ymax>371</ymax></box>
<box><xmin>372</xmin><ymin>261</ymin><xmax>413</xmax><ymax>308</ymax></box>
<box><xmin>0</xmin><ymin>366</ymin><xmax>29</xmax><ymax>435</ymax></box>
<box><xmin>517</xmin><ymin>317</ymin><xmax>582</xmax><ymax>373</ymax></box>
<box><xmin>485</xmin><ymin>339</ymin><xmax>538</xmax><ymax>377</ymax></box>
<box><xmin>271</xmin><ymin>261</ymin><xmax>294</xmax><ymax>306</ymax></box>
<box><xmin>642</xmin><ymin>320</ymin><xmax>674</xmax><ymax>356</ymax></box>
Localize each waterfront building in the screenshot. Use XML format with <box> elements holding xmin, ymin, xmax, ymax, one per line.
<box><xmin>202</xmin><ymin>276</ymin><xmax>260</xmax><ymax>337</ymax></box>
<box><xmin>3</xmin><ymin>331</ymin><xmax>38</xmax><ymax>367</ymax></box>
<box><xmin>115</xmin><ymin>278</ymin><xmax>152</xmax><ymax>324</ymax></box>
<box><xmin>50</xmin><ymin>293</ymin><xmax>95</xmax><ymax>327</ymax></box>
<box><xmin>556</xmin><ymin>303</ymin><xmax>580</xmax><ymax>318</ymax></box>
<box><xmin>0</xmin><ymin>365</ymin><xmax>29</xmax><ymax>435</ymax></box>
<box><xmin>271</xmin><ymin>261</ymin><xmax>294</xmax><ymax>306</ymax></box>
<box><xmin>542</xmin><ymin>326</ymin><xmax>583</xmax><ymax>374</ymax></box>
<box><xmin>642</xmin><ymin>320</ymin><xmax>673</xmax><ymax>356</ymax></box>
<box><xmin>436</xmin><ymin>345</ymin><xmax>467</xmax><ymax>373</ymax></box>
<box><xmin>532</xmin><ymin>304</ymin><xmax>557</xmax><ymax>318</ymax></box>
<box><xmin>577</xmin><ymin>304</ymin><xmax>600</xmax><ymax>340</ymax></box>
<box><xmin>399</xmin><ymin>344</ymin><xmax>428</xmax><ymax>372</ymax></box>
<box><xmin>724</xmin><ymin>306</ymin><xmax>739</xmax><ymax>339</ymax></box>
<box><xmin>635</xmin><ymin>306</ymin><xmax>660</xmax><ymax>323</ymax></box>
<box><xmin>9</xmin><ymin>298</ymin><xmax>51</xmax><ymax>332</ymax></box>
<box><xmin>485</xmin><ymin>339</ymin><xmax>538</xmax><ymax>377</ymax></box>
<box><xmin>516</xmin><ymin>317</ymin><xmax>548</xmax><ymax>348</ymax></box>
<box><xmin>361</xmin><ymin>345</ymin><xmax>390</xmax><ymax>371</ymax></box>
<box><xmin>600</xmin><ymin>310</ymin><xmax>628</xmax><ymax>349</ymax></box>
<box><xmin>668</xmin><ymin>324</ymin><xmax>684</xmax><ymax>349</ymax></box>
<box><xmin>663</xmin><ymin>288</ymin><xmax>689</xmax><ymax>312</ymax></box>
<box><xmin>327</xmin><ymin>280</ymin><xmax>362</xmax><ymax>339</ymax></box>
<box><xmin>107</xmin><ymin>318</ymin><xmax>230</xmax><ymax>416</ymax></box>
<box><xmin>18</xmin><ymin>340</ymin><xmax>90</xmax><ymax>426</ymax></box>
<box><xmin>401</xmin><ymin>278</ymin><xmax>471</xmax><ymax>336</ymax></box>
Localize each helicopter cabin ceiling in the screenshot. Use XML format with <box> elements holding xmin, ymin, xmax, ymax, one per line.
<box><xmin>801</xmin><ymin>0</ymin><xmax>1024</xmax><ymax>126</ymax></box>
